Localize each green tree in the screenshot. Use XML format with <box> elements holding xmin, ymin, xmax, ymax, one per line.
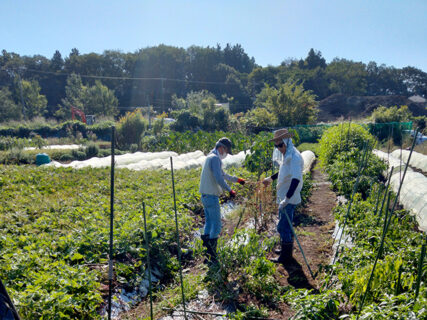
<box><xmin>371</xmin><ymin>105</ymin><xmax>412</xmax><ymax>123</ymax></box>
<box><xmin>371</xmin><ymin>105</ymin><xmax>413</xmax><ymax>144</ymax></box>
<box><xmin>0</xmin><ymin>87</ymin><xmax>21</xmax><ymax>121</ymax></box>
<box><xmin>255</xmin><ymin>82</ymin><xmax>318</xmax><ymax>126</ymax></box>
<box><xmin>185</xmin><ymin>90</ymin><xmax>218</xmax><ymax>116</ymax></box>
<box><xmin>85</xmin><ymin>80</ymin><xmax>118</xmax><ymax>116</ymax></box>
<box><xmin>326</xmin><ymin>58</ymin><xmax>368</xmax><ymax>95</ymax></box>
<box><xmin>244</xmin><ymin>107</ymin><xmax>276</xmax><ymax>128</ymax></box>
<box><xmin>58</xmin><ymin>73</ymin><xmax>86</xmax><ymax>118</ymax></box>
<box><xmin>16</xmin><ymin>79</ymin><xmax>48</xmax><ymax>119</ymax></box>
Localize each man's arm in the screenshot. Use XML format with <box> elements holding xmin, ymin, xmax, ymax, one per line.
<box><xmin>286</xmin><ymin>178</ymin><xmax>300</xmax><ymax>199</ymax></box>
<box><xmin>210</xmin><ymin>156</ymin><xmax>232</xmax><ymax>191</ymax></box>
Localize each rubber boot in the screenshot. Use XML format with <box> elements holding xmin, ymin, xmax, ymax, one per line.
<box><xmin>271</xmin><ymin>241</ymin><xmax>293</xmax><ymax>264</ymax></box>
<box><xmin>201</xmin><ymin>234</ymin><xmax>211</xmax><ymax>262</ymax></box>
<box><xmin>207</xmin><ymin>238</ymin><xmax>218</xmax><ymax>263</ymax></box>
<box><xmin>201</xmin><ymin>234</ymin><xmax>209</xmax><ymax>249</ymax></box>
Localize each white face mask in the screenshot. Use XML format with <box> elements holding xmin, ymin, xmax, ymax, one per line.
<box><xmin>219</xmin><ymin>151</ymin><xmax>227</xmax><ymax>160</ymax></box>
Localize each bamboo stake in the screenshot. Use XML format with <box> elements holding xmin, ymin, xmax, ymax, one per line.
<box><xmin>170</xmin><ymin>157</ymin><xmax>187</xmax><ymax>320</ymax></box>
<box><xmin>108</xmin><ymin>126</ymin><xmax>115</xmax><ymax>320</ymax></box>
<box><xmin>142</xmin><ymin>202</ymin><xmax>153</xmax><ymax>320</ymax></box>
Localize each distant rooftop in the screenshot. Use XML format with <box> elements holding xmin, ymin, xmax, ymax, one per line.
<box><xmin>408</xmin><ymin>95</ymin><xmax>427</xmax><ymax>103</ymax></box>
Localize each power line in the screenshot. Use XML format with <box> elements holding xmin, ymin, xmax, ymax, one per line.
<box><xmin>2</xmin><ymin>67</ymin><xmax>241</xmax><ymax>86</ymax></box>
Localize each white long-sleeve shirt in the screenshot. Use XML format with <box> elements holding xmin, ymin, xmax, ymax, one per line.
<box><xmin>276</xmin><ymin>147</ymin><xmax>304</xmax><ymax>205</ymax></box>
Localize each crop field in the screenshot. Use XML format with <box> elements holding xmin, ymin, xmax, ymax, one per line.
<box><xmin>1</xmin><ymin>124</ymin><xmax>426</xmax><ymax>320</ymax></box>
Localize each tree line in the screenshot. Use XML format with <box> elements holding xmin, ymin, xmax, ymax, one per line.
<box><xmin>0</xmin><ymin>45</ymin><xmax>426</xmax><ymax>123</ymax></box>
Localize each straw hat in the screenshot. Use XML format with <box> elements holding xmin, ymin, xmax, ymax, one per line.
<box><xmin>269</xmin><ymin>128</ymin><xmax>293</xmax><ymax>143</ymax></box>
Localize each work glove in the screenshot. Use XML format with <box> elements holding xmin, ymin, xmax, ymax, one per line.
<box><xmin>262</xmin><ymin>177</ymin><xmax>273</xmax><ymax>187</ymax></box>
<box><xmin>237</xmin><ymin>178</ymin><xmax>245</xmax><ymax>185</ymax></box>
<box><xmin>278</xmin><ymin>197</ymin><xmax>290</xmax><ymax>210</ymax></box>
<box><xmin>229</xmin><ymin>190</ymin><xmax>236</xmax><ymax>198</ymax></box>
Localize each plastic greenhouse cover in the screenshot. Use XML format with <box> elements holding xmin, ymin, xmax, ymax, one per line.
<box><xmin>46</xmin><ymin>150</ymin><xmax>250</xmax><ymax>171</ymax></box>
<box><xmin>372</xmin><ymin>150</ymin><xmax>412</xmax><ymax>177</ymax></box>
<box><xmin>390</xmin><ymin>149</ymin><xmax>427</xmax><ymax>173</ymax></box>
<box><xmin>301</xmin><ymin>150</ymin><xmax>315</xmax><ymax>174</ymax></box>
<box><xmin>25</xmin><ymin>144</ymin><xmax>84</xmax><ymax>150</ymax></box>
<box><xmin>44</xmin><ymin>149</ymin><xmax>315</xmax><ymax>174</ymax></box>
<box><xmin>390</xmin><ymin>171</ymin><xmax>427</xmax><ymax>232</ymax></box>
<box><xmin>373</xmin><ymin>150</ymin><xmax>426</xmax><ymax>232</ymax></box>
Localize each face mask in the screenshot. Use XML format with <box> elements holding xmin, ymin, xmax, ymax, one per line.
<box><xmin>219</xmin><ymin>152</ymin><xmax>227</xmax><ymax>160</ymax></box>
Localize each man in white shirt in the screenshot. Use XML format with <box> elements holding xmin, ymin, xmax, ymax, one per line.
<box><xmin>263</xmin><ymin>128</ymin><xmax>304</xmax><ymax>264</ymax></box>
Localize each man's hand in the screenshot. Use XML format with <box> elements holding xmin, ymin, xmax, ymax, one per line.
<box><xmin>237</xmin><ymin>178</ymin><xmax>245</xmax><ymax>185</ymax></box>
<box><xmin>279</xmin><ymin>198</ymin><xmax>290</xmax><ymax>210</ymax></box>
<box><xmin>229</xmin><ymin>190</ymin><xmax>236</xmax><ymax>198</ymax></box>
<box><xmin>262</xmin><ymin>177</ymin><xmax>273</xmax><ymax>187</ymax></box>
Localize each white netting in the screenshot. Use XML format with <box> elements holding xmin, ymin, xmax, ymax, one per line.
<box><xmin>45</xmin><ymin>150</ymin><xmax>251</xmax><ymax>171</ymax></box>
<box><xmin>390</xmin><ymin>149</ymin><xmax>427</xmax><ymax>173</ymax></box>
<box><xmin>25</xmin><ymin>144</ymin><xmax>84</xmax><ymax>150</ymax></box>
<box><xmin>373</xmin><ymin>150</ymin><xmax>426</xmax><ymax>232</ymax></box>
<box><xmin>390</xmin><ymin>171</ymin><xmax>427</xmax><ymax>232</ymax></box>
<box><xmin>372</xmin><ymin>150</ymin><xmax>412</xmax><ymax>176</ymax></box>
<box><xmin>301</xmin><ymin>150</ymin><xmax>315</xmax><ymax>174</ymax></box>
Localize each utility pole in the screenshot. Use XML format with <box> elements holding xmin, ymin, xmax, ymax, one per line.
<box><xmin>16</xmin><ymin>72</ymin><xmax>26</xmax><ymax>118</ymax></box>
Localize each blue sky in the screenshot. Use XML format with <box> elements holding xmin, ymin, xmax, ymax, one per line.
<box><xmin>1</xmin><ymin>0</ymin><xmax>426</xmax><ymax>71</ymax></box>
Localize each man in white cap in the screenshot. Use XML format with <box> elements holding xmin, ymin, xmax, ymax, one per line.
<box><xmin>199</xmin><ymin>137</ymin><xmax>245</xmax><ymax>262</ymax></box>
<box><xmin>263</xmin><ymin>128</ymin><xmax>303</xmax><ymax>264</ymax></box>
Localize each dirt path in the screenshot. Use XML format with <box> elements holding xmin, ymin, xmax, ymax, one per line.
<box><xmin>268</xmin><ymin>162</ymin><xmax>337</xmax><ymax>318</ymax></box>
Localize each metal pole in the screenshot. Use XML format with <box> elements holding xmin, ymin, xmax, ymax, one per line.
<box><xmin>282</xmin><ymin>210</ymin><xmax>316</xmax><ymax>279</ymax></box>
<box><xmin>142</xmin><ymin>202</ymin><xmax>153</xmax><ymax>320</ymax></box>
<box><xmin>357</xmin><ymin>192</ymin><xmax>392</xmax><ymax>318</ymax></box>
<box><xmin>170</xmin><ymin>157</ymin><xmax>187</xmax><ymax>320</ymax></box>
<box><xmin>372</xmin><ymin>184</ymin><xmax>383</xmax><ymax>216</ymax></box>
<box><xmin>108</xmin><ymin>126</ymin><xmax>115</xmax><ymax>320</ymax></box>
<box><xmin>17</xmin><ymin>73</ymin><xmax>26</xmax><ymax>118</ymax></box>
<box><xmin>376</xmin><ymin>167</ymin><xmax>394</xmax><ymax>226</ymax></box>
<box><xmin>388</xmin><ymin>128</ymin><xmax>419</xmax><ymax>217</ymax></box>
<box><xmin>415</xmin><ymin>233</ymin><xmax>427</xmax><ymax>299</ymax></box>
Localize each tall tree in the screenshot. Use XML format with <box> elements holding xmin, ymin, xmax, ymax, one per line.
<box><xmin>326</xmin><ymin>58</ymin><xmax>368</xmax><ymax>95</ymax></box>
<box><xmin>14</xmin><ymin>79</ymin><xmax>48</xmax><ymax>119</ymax></box>
<box><xmin>85</xmin><ymin>80</ymin><xmax>118</xmax><ymax>116</ymax></box>
<box><xmin>0</xmin><ymin>87</ymin><xmax>21</xmax><ymax>121</ymax></box>
<box><xmin>56</xmin><ymin>73</ymin><xmax>86</xmax><ymax>119</ymax></box>
<box><xmin>256</xmin><ymin>82</ymin><xmax>318</xmax><ymax>126</ymax></box>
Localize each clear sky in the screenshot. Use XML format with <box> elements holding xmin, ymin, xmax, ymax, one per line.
<box><xmin>1</xmin><ymin>0</ymin><xmax>426</xmax><ymax>71</ymax></box>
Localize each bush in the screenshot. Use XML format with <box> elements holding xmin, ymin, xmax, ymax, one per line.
<box><xmin>116</xmin><ymin>110</ymin><xmax>147</xmax><ymax>150</ymax></box>
<box><xmin>59</xmin><ymin>153</ymin><xmax>74</xmax><ymax>162</ymax></box>
<box><xmin>170</xmin><ymin>110</ymin><xmax>200</xmax><ymax>132</ymax></box>
<box><xmin>318</xmin><ymin>123</ymin><xmax>376</xmax><ymax>168</ymax></box>
<box><xmin>85</xmin><ymin>143</ymin><xmax>99</xmax><ymax>158</ymax></box>
<box><xmin>71</xmin><ymin>149</ymin><xmax>87</xmax><ymax>161</ymax></box>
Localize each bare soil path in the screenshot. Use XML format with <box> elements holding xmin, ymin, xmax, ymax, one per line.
<box><xmin>268</xmin><ymin>161</ymin><xmax>338</xmax><ymax>319</ymax></box>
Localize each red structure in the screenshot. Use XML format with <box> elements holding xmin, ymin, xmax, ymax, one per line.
<box><xmin>71</xmin><ymin>106</ymin><xmax>87</xmax><ymax>124</ymax></box>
